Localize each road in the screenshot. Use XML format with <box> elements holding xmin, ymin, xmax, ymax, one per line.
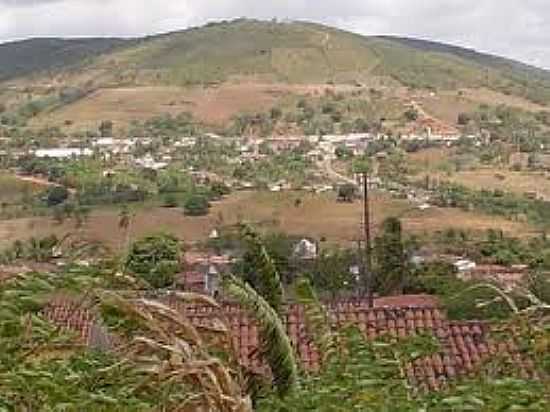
<box><xmin>319</xmin><ymin>157</ymin><xmax>358</xmax><ymax>186</ymax></box>
<box><xmin>13</xmin><ymin>174</ymin><xmax>77</xmax><ymax>194</ymax></box>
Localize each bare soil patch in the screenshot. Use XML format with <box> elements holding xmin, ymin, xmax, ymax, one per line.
<box><xmin>37</xmin><ymin>82</ymin><xmax>363</xmax><ymax>131</ymax></box>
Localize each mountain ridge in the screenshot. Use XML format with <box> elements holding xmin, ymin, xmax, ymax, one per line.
<box><xmin>1</xmin><ymin>19</ymin><xmax>549</xmax><ymax>105</ymax></box>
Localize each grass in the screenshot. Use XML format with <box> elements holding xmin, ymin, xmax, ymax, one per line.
<box><xmin>0</xmin><ymin>174</ymin><xmax>40</xmax><ymax>204</ymax></box>
<box><xmin>0</xmin><ymin>190</ymin><xmax>534</xmax><ymax>251</ymax></box>
<box><xmin>432</xmin><ymin>168</ymin><xmax>550</xmax><ymax>199</ymax></box>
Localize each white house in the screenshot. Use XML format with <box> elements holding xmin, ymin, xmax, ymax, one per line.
<box><xmin>293</xmin><ymin>238</ymin><xmax>318</xmax><ymax>260</ymax></box>
<box><xmin>453</xmin><ymin>259</ymin><xmax>477</xmax><ymax>273</ymax></box>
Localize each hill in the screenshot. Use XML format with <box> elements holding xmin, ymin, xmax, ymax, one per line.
<box><xmin>2</xmin><ymin>20</ymin><xmax>549</xmax><ymax>96</ymax></box>
<box><xmin>2</xmin><ymin>19</ymin><xmax>550</xmax><ymax>132</ymax></box>
<box><xmin>0</xmin><ymin>37</ymin><xmax>128</xmax><ymax>81</ymax></box>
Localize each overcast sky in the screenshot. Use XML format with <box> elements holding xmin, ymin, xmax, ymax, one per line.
<box><xmin>1</xmin><ymin>0</ymin><xmax>549</xmax><ymax>69</ymax></box>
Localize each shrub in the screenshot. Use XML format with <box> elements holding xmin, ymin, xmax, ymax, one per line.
<box><xmin>125</xmin><ymin>234</ymin><xmax>181</xmax><ymax>288</ymax></box>
<box><xmin>183</xmin><ymin>194</ymin><xmax>210</xmax><ymax>216</ymax></box>
<box><xmin>46</xmin><ymin>185</ymin><xmax>69</xmax><ymax>207</ymax></box>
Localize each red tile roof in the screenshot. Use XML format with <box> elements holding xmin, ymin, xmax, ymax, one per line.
<box><xmin>42</xmin><ymin>295</ymin><xmax>535</xmax><ymax>391</ymax></box>
<box><xmin>42</xmin><ymin>296</ymin><xmax>113</xmax><ymax>350</ymax></box>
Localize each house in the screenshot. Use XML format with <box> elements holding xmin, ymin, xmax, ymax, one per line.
<box><xmin>293</xmin><ymin>238</ymin><xmax>318</xmax><ymax>260</ymax></box>
<box><xmin>179</xmin><ymin>251</ymin><xmax>233</xmax><ymax>296</ymax></box>
<box><xmin>453</xmin><ymin>259</ymin><xmax>477</xmax><ymax>273</ymax></box>
<box><xmin>174</xmin><ymin>137</ymin><xmax>197</xmax><ymax>149</ymax></box>
<box><xmin>44</xmin><ymin>295</ymin><xmax>537</xmax><ymax>391</ymax></box>
<box><xmin>134</xmin><ymin>154</ymin><xmax>168</xmax><ymax>170</ymax></box>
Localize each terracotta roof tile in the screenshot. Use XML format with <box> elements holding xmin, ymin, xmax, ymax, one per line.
<box><xmin>42</xmin><ymin>295</ymin><xmax>537</xmax><ymax>391</ymax></box>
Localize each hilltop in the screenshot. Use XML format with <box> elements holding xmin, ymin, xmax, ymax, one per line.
<box><xmin>1</xmin><ymin>19</ymin><xmax>550</xmax><ymax>132</ymax></box>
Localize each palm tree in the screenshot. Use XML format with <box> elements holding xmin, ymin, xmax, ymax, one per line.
<box><xmin>224</xmin><ymin>227</ymin><xmax>340</xmax><ymax>397</ymax></box>
<box><xmin>224</xmin><ymin>275</ymin><xmax>298</xmax><ymax>397</ymax></box>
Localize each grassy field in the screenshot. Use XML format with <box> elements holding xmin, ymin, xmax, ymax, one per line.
<box><xmin>0</xmin><ymin>190</ymin><xmax>534</xmax><ymax>251</ymax></box>
<box><xmin>0</xmin><ymin>173</ymin><xmax>41</xmax><ymax>204</ymax></box>
<box><xmin>432</xmin><ymin>168</ymin><xmax>550</xmax><ymax>199</ymax></box>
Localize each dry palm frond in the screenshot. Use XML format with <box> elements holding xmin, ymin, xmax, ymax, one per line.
<box><xmin>97</xmin><ymin>290</ymin><xmax>252</xmax><ymax>412</ymax></box>
<box><xmin>224</xmin><ymin>274</ymin><xmax>298</xmax><ymax>397</ymax></box>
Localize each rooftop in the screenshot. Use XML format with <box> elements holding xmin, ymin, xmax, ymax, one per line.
<box><xmin>42</xmin><ymin>295</ymin><xmax>536</xmax><ymax>391</ymax></box>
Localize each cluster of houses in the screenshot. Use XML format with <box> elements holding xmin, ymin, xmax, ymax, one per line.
<box><xmin>178</xmin><ymin>238</ymin><xmax>318</xmax><ymax>296</ymax></box>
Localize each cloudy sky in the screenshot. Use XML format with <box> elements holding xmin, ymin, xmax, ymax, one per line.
<box><xmin>1</xmin><ymin>0</ymin><xmax>549</xmax><ymax>69</ymax></box>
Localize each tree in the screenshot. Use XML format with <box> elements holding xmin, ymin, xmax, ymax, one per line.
<box><xmin>98</xmin><ymin>120</ymin><xmax>113</xmax><ymax>137</ymax></box>
<box><xmin>457</xmin><ymin>112</ymin><xmax>472</xmax><ymax>125</ymax></box>
<box><xmin>270</xmin><ymin>107</ymin><xmax>283</xmax><ymax>120</ymax></box>
<box><xmin>125</xmin><ymin>233</ymin><xmax>181</xmax><ymax>288</ymax></box>
<box><xmin>184</xmin><ymin>194</ymin><xmax>210</xmax><ymax>216</ymax></box>
<box><xmin>337</xmin><ymin>183</ymin><xmax>357</xmax><ymax>203</ymax></box>
<box><xmin>46</xmin><ymin>185</ymin><xmax>69</xmax><ymax>207</ymax></box>
<box><xmin>161</xmin><ymin>193</ymin><xmax>178</xmax><ymax>208</ymax></box>
<box><xmin>223</xmin><ymin>225</ymin><xmax>298</xmax><ymax>397</ymax></box>
<box><xmin>404</xmin><ymin>108</ymin><xmax>419</xmax><ymax>121</ymax></box>
<box><xmin>309</xmin><ymin>249</ymin><xmax>357</xmax><ymax>298</ymax></box>
<box><xmin>374</xmin><ymin>217</ymin><xmax>409</xmax><ymax>295</ymax></box>
<box><xmin>210</xmin><ymin>181</ymin><xmax>230</xmax><ymax>199</ymax></box>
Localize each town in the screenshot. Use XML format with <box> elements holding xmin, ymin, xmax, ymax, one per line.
<box><xmin>1</xmin><ymin>12</ymin><xmax>549</xmax><ymax>412</ymax></box>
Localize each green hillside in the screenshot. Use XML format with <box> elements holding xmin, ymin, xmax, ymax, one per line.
<box><xmin>0</xmin><ymin>37</ymin><xmax>128</xmax><ymax>81</ymax></box>
<box><xmin>2</xmin><ymin>19</ymin><xmax>550</xmax><ymax>104</ymax></box>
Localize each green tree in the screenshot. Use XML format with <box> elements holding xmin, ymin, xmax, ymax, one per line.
<box><xmin>374</xmin><ymin>217</ymin><xmax>409</xmax><ymax>295</ymax></box>
<box><xmin>210</xmin><ymin>181</ymin><xmax>230</xmax><ymax>199</ymax></box>
<box><xmin>45</xmin><ymin>185</ymin><xmax>69</xmax><ymax>207</ymax></box>
<box><xmin>337</xmin><ymin>183</ymin><xmax>357</xmax><ymax>202</ymax></box>
<box><xmin>404</xmin><ymin>108</ymin><xmax>419</xmax><ymax>121</ymax></box>
<box><xmin>125</xmin><ymin>233</ymin><xmax>181</xmax><ymax>288</ymax></box>
<box><xmin>184</xmin><ymin>194</ymin><xmax>210</xmax><ymax>216</ymax></box>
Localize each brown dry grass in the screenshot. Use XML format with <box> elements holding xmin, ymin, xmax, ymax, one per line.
<box><xmin>418</xmin><ymin>87</ymin><xmax>549</xmax><ymax>125</ymax></box>
<box><xmin>36</xmin><ymin>82</ymin><xmax>361</xmax><ymax>132</ymax></box>
<box><xmin>0</xmin><ymin>190</ymin><xmax>533</xmax><ymax>251</ymax></box>
<box><xmin>433</xmin><ymin>168</ymin><xmax>550</xmax><ymax>199</ymax></box>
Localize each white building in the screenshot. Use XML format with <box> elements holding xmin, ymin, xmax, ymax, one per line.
<box><xmin>34</xmin><ymin>148</ymin><xmax>93</xmax><ymax>159</ymax></box>
<box><xmin>293</xmin><ymin>239</ymin><xmax>318</xmax><ymax>260</ymax></box>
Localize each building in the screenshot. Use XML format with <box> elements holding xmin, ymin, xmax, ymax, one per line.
<box><xmin>43</xmin><ymin>295</ymin><xmax>539</xmax><ymax>391</ymax></box>
<box><xmin>34</xmin><ymin>148</ymin><xmax>93</xmax><ymax>159</ymax></box>
<box><xmin>134</xmin><ymin>154</ymin><xmax>168</xmax><ymax>170</ymax></box>
<box><xmin>293</xmin><ymin>238</ymin><xmax>318</xmax><ymax>260</ymax></box>
<box><xmin>178</xmin><ymin>251</ymin><xmax>233</xmax><ymax>296</ymax></box>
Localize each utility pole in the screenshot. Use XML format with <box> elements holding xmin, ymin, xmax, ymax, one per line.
<box><xmin>361</xmin><ymin>171</ymin><xmax>374</xmax><ymax>307</ymax></box>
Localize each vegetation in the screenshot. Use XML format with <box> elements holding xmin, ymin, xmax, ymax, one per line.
<box><xmin>0</xmin><ymin>224</ymin><xmax>548</xmax><ymax>410</ymax></box>
<box><xmin>183</xmin><ymin>193</ymin><xmax>211</xmax><ymax>216</ymax></box>
<box><xmin>125</xmin><ymin>233</ymin><xmax>181</xmax><ymax>288</ymax></box>
<box><xmin>0</xmin><ymin>268</ymin><xmax>252</xmax><ymax>411</ymax></box>
<box><xmin>431</xmin><ymin>182</ymin><xmax>550</xmax><ymax>229</ymax></box>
